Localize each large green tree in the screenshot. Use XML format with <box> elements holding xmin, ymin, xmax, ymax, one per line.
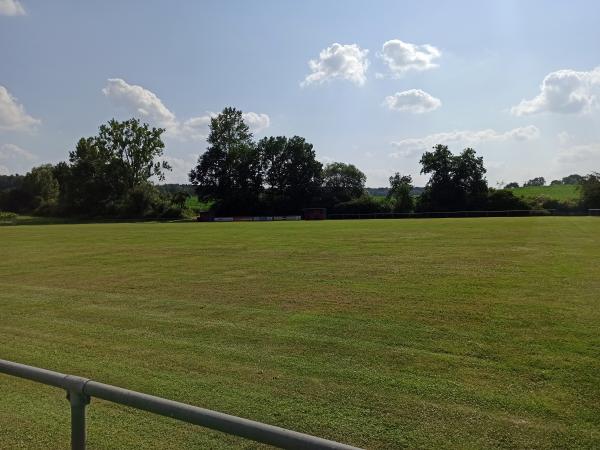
<box><xmin>19</xmin><ymin>164</ymin><xmax>59</xmax><ymax>212</ymax></box>
<box><xmin>189</xmin><ymin>107</ymin><xmax>262</xmax><ymax>214</ymax></box>
<box><xmin>322</xmin><ymin>162</ymin><xmax>366</xmax><ymax>206</ymax></box>
<box><xmin>96</xmin><ymin>118</ymin><xmax>170</xmax><ymax>190</ymax></box>
<box><xmin>419</xmin><ymin>145</ymin><xmax>488</xmax><ymax>211</ymax></box>
<box><xmin>580</xmin><ymin>172</ymin><xmax>600</xmax><ymax>209</ymax></box>
<box><xmin>60</xmin><ymin>137</ymin><xmax>119</xmax><ymax>212</ymax></box>
<box><xmin>60</xmin><ymin>119</ymin><xmax>171</xmax><ymax>215</ymax></box>
<box><xmin>257</xmin><ymin>135</ymin><xmax>323</xmax><ymax>213</ymax></box>
<box><xmin>387</xmin><ymin>173</ymin><xmax>414</xmax><ymax>212</ymax></box>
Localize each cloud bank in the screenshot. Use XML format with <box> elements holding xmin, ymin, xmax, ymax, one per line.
<box><xmin>511</xmin><ymin>67</ymin><xmax>600</xmax><ymax>115</ymax></box>
<box><xmin>389</xmin><ymin>125</ymin><xmax>540</xmax><ymax>158</ymax></box>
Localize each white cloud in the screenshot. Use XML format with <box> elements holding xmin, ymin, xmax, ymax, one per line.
<box><xmin>242</xmin><ymin>112</ymin><xmax>270</xmax><ymax>133</ymax></box>
<box><xmin>0</xmin><ymin>143</ymin><xmax>36</xmax><ymax>174</ymax></box>
<box><xmin>178</xmin><ymin>114</ymin><xmax>214</xmax><ymax>141</ymax></box>
<box><xmin>301</xmin><ymin>43</ymin><xmax>369</xmax><ymax>86</ymax></box>
<box><xmin>511</xmin><ymin>67</ymin><xmax>600</xmax><ymax>115</ymax></box>
<box><xmin>102</xmin><ymin>78</ymin><xmax>178</xmax><ymax>129</ymax></box>
<box><xmin>378</xmin><ymin>39</ymin><xmax>441</xmax><ymax>76</ymax></box>
<box><xmin>0</xmin><ymin>0</ymin><xmax>25</xmax><ymax>16</ymax></box>
<box><xmin>383</xmin><ymin>89</ymin><xmax>441</xmax><ymax>113</ymax></box>
<box><xmin>0</xmin><ymin>86</ymin><xmax>40</xmax><ymax>132</ymax></box>
<box><xmin>102</xmin><ymin>78</ymin><xmax>270</xmax><ymax>140</ymax></box>
<box><xmin>389</xmin><ymin>125</ymin><xmax>540</xmax><ymax>158</ymax></box>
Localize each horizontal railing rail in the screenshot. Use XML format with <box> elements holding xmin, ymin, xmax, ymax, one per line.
<box><xmin>327</xmin><ymin>209</ymin><xmax>563</xmax><ymax>219</ymax></box>
<box><xmin>0</xmin><ymin>359</ymin><xmax>362</xmax><ymax>450</ymax></box>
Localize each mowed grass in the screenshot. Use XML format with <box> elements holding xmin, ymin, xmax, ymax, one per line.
<box><xmin>1</xmin><ymin>218</ymin><xmax>599</xmax><ymax>449</ymax></box>
<box><xmin>511</xmin><ymin>184</ymin><xmax>580</xmax><ymax>202</ymax></box>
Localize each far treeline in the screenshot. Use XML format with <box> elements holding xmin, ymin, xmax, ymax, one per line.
<box><xmin>1</xmin><ymin>107</ymin><xmax>600</xmax><ymax>219</ymax></box>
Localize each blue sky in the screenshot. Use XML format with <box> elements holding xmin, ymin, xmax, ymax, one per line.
<box><xmin>1</xmin><ymin>0</ymin><xmax>600</xmax><ymax>186</ymax></box>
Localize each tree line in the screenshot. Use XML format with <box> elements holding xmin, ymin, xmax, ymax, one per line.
<box><xmin>1</xmin><ymin>106</ymin><xmax>599</xmax><ymax>218</ymax></box>
<box><xmin>504</xmin><ymin>173</ymin><xmax>584</xmax><ymax>189</ymax></box>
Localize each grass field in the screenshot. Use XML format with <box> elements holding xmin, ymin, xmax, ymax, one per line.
<box><xmin>1</xmin><ymin>218</ymin><xmax>599</xmax><ymax>449</ymax></box>
<box><xmin>510</xmin><ymin>184</ymin><xmax>580</xmax><ymax>202</ymax></box>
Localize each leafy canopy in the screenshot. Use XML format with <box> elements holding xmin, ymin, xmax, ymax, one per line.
<box><xmin>387</xmin><ymin>173</ymin><xmax>414</xmax><ymax>212</ymax></box>
<box><xmin>322</xmin><ymin>162</ymin><xmax>366</xmax><ymax>205</ymax></box>
<box><xmin>419</xmin><ymin>145</ymin><xmax>488</xmax><ymax>211</ymax></box>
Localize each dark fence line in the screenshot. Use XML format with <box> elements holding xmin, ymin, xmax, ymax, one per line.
<box><xmin>0</xmin><ymin>359</ymin><xmax>361</xmax><ymax>450</ymax></box>
<box><xmin>327</xmin><ymin>209</ymin><xmax>595</xmax><ymax>220</ymax></box>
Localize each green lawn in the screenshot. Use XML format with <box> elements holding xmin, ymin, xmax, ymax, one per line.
<box><xmin>1</xmin><ymin>218</ymin><xmax>599</xmax><ymax>449</ymax></box>
<box><xmin>510</xmin><ymin>184</ymin><xmax>580</xmax><ymax>202</ymax></box>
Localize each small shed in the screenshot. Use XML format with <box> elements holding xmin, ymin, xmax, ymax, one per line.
<box><xmin>303</xmin><ymin>208</ymin><xmax>327</xmax><ymax>220</ymax></box>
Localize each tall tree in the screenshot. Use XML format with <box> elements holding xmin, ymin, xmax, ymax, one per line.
<box><xmin>322</xmin><ymin>162</ymin><xmax>366</xmax><ymax>205</ymax></box>
<box><xmin>387</xmin><ymin>173</ymin><xmax>414</xmax><ymax>212</ymax></box>
<box><xmin>419</xmin><ymin>145</ymin><xmax>488</xmax><ymax>211</ymax></box>
<box><xmin>62</xmin><ymin>119</ymin><xmax>170</xmax><ymax>215</ymax></box>
<box><xmin>419</xmin><ymin>144</ymin><xmax>462</xmax><ymax>211</ymax></box>
<box><xmin>454</xmin><ymin>148</ymin><xmax>488</xmax><ymax>209</ymax></box>
<box><xmin>580</xmin><ymin>172</ymin><xmax>600</xmax><ymax>208</ymax></box>
<box><xmin>20</xmin><ymin>164</ymin><xmax>59</xmax><ymax>211</ymax></box>
<box><xmin>257</xmin><ymin>135</ymin><xmax>323</xmax><ymax>213</ymax></box>
<box><xmin>96</xmin><ymin>118</ymin><xmax>170</xmax><ymax>190</ymax></box>
<box><xmin>63</xmin><ymin>137</ymin><xmax>119</xmax><ymax>212</ymax></box>
<box><xmin>189</xmin><ymin>107</ymin><xmax>262</xmax><ymax>214</ymax></box>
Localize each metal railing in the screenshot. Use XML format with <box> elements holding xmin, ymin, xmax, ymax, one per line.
<box><xmin>327</xmin><ymin>209</ymin><xmax>558</xmax><ymax>220</ymax></box>
<box><xmin>0</xmin><ymin>359</ymin><xmax>361</xmax><ymax>450</ymax></box>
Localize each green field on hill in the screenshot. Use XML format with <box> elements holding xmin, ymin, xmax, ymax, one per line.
<box><xmin>510</xmin><ymin>184</ymin><xmax>580</xmax><ymax>202</ymax></box>
<box><xmin>1</xmin><ymin>218</ymin><xmax>599</xmax><ymax>449</ymax></box>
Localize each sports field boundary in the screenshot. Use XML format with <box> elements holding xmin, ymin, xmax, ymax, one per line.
<box><xmin>0</xmin><ymin>359</ymin><xmax>361</xmax><ymax>450</ymax></box>
<box><xmin>326</xmin><ymin>209</ymin><xmax>596</xmax><ymax>220</ymax></box>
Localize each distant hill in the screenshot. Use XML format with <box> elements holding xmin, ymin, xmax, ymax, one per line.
<box><xmin>509</xmin><ymin>184</ymin><xmax>579</xmax><ymax>202</ymax></box>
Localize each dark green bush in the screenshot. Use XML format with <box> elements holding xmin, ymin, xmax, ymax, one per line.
<box><xmin>332</xmin><ymin>195</ymin><xmax>391</xmax><ymax>214</ymax></box>
<box><xmin>115</xmin><ymin>184</ymin><xmax>183</xmax><ymax>219</ymax></box>
<box><xmin>486</xmin><ymin>189</ymin><xmax>530</xmax><ymax>210</ymax></box>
